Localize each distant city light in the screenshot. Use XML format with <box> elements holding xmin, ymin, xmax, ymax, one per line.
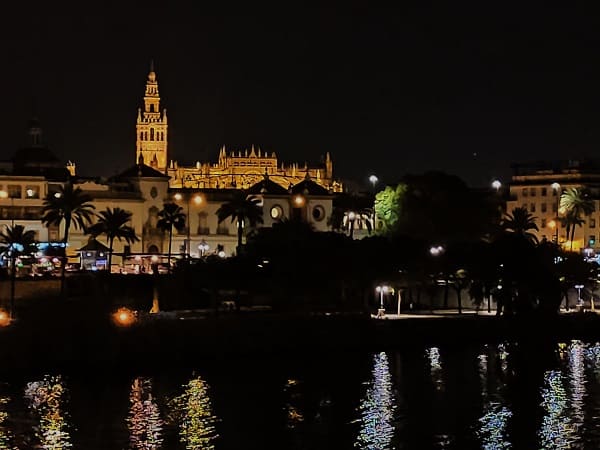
<box><xmin>113</xmin><ymin>307</ymin><xmax>136</xmax><ymax>327</ymax></box>
<box><xmin>0</xmin><ymin>309</ymin><xmax>10</xmax><ymax>327</ymax></box>
<box><xmin>430</xmin><ymin>245</ymin><xmax>444</xmax><ymax>256</ymax></box>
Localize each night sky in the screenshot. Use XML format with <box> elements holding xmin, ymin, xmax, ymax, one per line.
<box><xmin>2</xmin><ymin>5</ymin><xmax>599</xmax><ymax>188</ymax></box>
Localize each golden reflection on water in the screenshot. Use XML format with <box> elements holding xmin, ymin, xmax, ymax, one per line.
<box><xmin>354</xmin><ymin>352</ymin><xmax>396</xmax><ymax>449</ymax></box>
<box><xmin>0</xmin><ymin>395</ymin><xmax>14</xmax><ymax>450</ymax></box>
<box><xmin>167</xmin><ymin>376</ymin><xmax>219</xmax><ymax>450</ymax></box>
<box><xmin>127</xmin><ymin>378</ymin><xmax>163</xmax><ymax>449</ymax></box>
<box><xmin>24</xmin><ymin>375</ymin><xmax>72</xmax><ymax>449</ymax></box>
<box><xmin>284</xmin><ymin>379</ymin><xmax>304</xmax><ymax>429</ymax></box>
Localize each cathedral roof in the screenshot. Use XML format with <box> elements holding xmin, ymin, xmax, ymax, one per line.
<box><xmin>114</xmin><ymin>163</ymin><xmax>170</xmax><ymax>180</ymax></box>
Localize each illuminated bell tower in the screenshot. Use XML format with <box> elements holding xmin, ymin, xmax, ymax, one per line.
<box><xmin>136</xmin><ymin>62</ymin><xmax>168</xmax><ymax>173</ymax></box>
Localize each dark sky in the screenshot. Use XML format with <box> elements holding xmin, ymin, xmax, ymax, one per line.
<box><xmin>2</xmin><ymin>5</ymin><xmax>599</xmax><ymax>187</ymax></box>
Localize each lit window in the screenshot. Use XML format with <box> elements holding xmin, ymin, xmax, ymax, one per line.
<box><xmin>25</xmin><ymin>185</ymin><xmax>40</xmax><ymax>198</ymax></box>
<box><xmin>270</xmin><ymin>205</ymin><xmax>284</xmax><ymax>220</ymax></box>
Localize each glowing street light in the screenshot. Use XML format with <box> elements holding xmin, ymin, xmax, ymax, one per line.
<box><xmin>429</xmin><ymin>245</ymin><xmax>444</xmax><ymax>256</ymax></box>
<box><xmin>112</xmin><ymin>307</ymin><xmax>137</xmax><ymax>327</ymax></box>
<box><xmin>491</xmin><ymin>179</ymin><xmax>501</xmax><ymax>191</ymax></box>
<box><xmin>198</xmin><ymin>240</ymin><xmax>209</xmax><ymax>257</ymax></box>
<box><xmin>173</xmin><ymin>192</ymin><xmax>183</xmax><ymax>201</ymax></box>
<box><xmin>369</xmin><ymin>174</ymin><xmax>378</xmax><ymax>188</ymax></box>
<box><xmin>193</xmin><ymin>194</ymin><xmax>203</xmax><ymax>205</ymax></box>
<box><xmin>375</xmin><ymin>285</ymin><xmax>391</xmax><ymax>310</ymax></box>
<box><xmin>0</xmin><ymin>308</ymin><xmax>10</xmax><ymax>327</ymax></box>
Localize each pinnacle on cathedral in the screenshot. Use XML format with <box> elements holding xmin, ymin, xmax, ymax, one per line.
<box><xmin>132</xmin><ymin>62</ymin><xmax>341</xmax><ymax>191</ymax></box>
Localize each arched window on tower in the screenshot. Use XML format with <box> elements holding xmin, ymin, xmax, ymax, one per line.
<box><xmin>150</xmin><ymin>104</ymin><xmax>154</xmax><ymax>112</ymax></box>
<box><xmin>140</xmin><ymin>131</ymin><xmax>144</xmax><ymax>141</ymax></box>
<box><xmin>150</xmin><ymin>128</ymin><xmax>154</xmax><ymax>141</ymax></box>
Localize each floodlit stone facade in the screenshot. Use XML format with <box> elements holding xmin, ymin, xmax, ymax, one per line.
<box><xmin>506</xmin><ymin>159</ymin><xmax>600</xmax><ymax>251</ymax></box>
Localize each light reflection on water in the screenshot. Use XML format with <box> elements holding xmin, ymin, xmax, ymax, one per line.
<box><xmin>0</xmin><ymin>392</ymin><xmax>13</xmax><ymax>450</ymax></box>
<box><xmin>284</xmin><ymin>379</ymin><xmax>304</xmax><ymax>429</ymax></box>
<box><xmin>24</xmin><ymin>375</ymin><xmax>72</xmax><ymax>449</ymax></box>
<box><xmin>476</xmin><ymin>346</ymin><xmax>512</xmax><ymax>450</ymax></box>
<box><xmin>167</xmin><ymin>376</ymin><xmax>219</xmax><ymax>450</ymax></box>
<box><xmin>127</xmin><ymin>377</ymin><xmax>163</xmax><ymax>449</ymax></box>
<box><xmin>354</xmin><ymin>352</ymin><xmax>396</xmax><ymax>450</ymax></box>
<box><xmin>3</xmin><ymin>342</ymin><xmax>600</xmax><ymax>447</ymax></box>
<box><xmin>426</xmin><ymin>347</ymin><xmax>444</xmax><ymax>391</ymax></box>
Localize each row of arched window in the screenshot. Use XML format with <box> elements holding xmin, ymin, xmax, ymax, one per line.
<box><xmin>139</xmin><ymin>129</ymin><xmax>165</xmax><ymax>141</ymax></box>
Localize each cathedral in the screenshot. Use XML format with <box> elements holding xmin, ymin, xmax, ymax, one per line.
<box><xmin>135</xmin><ymin>65</ymin><xmax>343</xmax><ymax>192</ymax></box>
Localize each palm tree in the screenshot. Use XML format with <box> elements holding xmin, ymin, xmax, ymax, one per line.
<box><xmin>157</xmin><ymin>202</ymin><xmax>186</xmax><ymax>272</ymax></box>
<box><xmin>560</xmin><ymin>187</ymin><xmax>596</xmax><ymax>250</ymax></box>
<box><xmin>216</xmin><ymin>191</ymin><xmax>264</xmax><ymax>254</ymax></box>
<box><xmin>501</xmin><ymin>207</ymin><xmax>539</xmax><ymax>243</ymax></box>
<box><xmin>0</xmin><ymin>225</ymin><xmax>36</xmax><ymax>318</ymax></box>
<box><xmin>41</xmin><ymin>183</ymin><xmax>95</xmax><ymax>296</ymax></box>
<box><xmin>87</xmin><ymin>207</ymin><xmax>139</xmax><ymax>271</ymax></box>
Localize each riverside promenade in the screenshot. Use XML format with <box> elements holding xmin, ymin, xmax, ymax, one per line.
<box><xmin>2</xmin><ymin>302</ymin><xmax>600</xmax><ymax>373</ymax></box>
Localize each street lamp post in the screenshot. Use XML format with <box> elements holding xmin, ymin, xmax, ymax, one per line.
<box><xmin>375</xmin><ymin>284</ymin><xmax>390</xmax><ymax>318</ymax></box>
<box><xmin>175</xmin><ymin>192</ymin><xmax>204</xmax><ymax>258</ymax></box>
<box><xmin>575</xmin><ymin>284</ymin><xmax>584</xmax><ymax>310</ymax></box>
<box><xmin>348</xmin><ymin>211</ymin><xmax>356</xmax><ymax>239</ymax></box>
<box><xmin>198</xmin><ymin>240</ymin><xmax>209</xmax><ymax>257</ymax></box>
<box><xmin>552</xmin><ymin>182</ymin><xmax>561</xmax><ymax>244</ymax></box>
<box><xmin>491</xmin><ymin>179</ymin><xmax>501</xmax><ymax>192</ymax></box>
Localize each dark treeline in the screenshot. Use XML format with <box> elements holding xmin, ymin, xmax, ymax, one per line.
<box><xmin>149</xmin><ymin>171</ymin><xmax>597</xmax><ymax>317</ymax></box>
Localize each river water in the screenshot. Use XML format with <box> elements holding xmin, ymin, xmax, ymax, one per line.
<box><xmin>1</xmin><ymin>340</ymin><xmax>600</xmax><ymax>449</ymax></box>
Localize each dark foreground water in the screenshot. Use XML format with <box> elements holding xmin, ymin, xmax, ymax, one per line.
<box><xmin>1</xmin><ymin>340</ymin><xmax>600</xmax><ymax>449</ymax></box>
